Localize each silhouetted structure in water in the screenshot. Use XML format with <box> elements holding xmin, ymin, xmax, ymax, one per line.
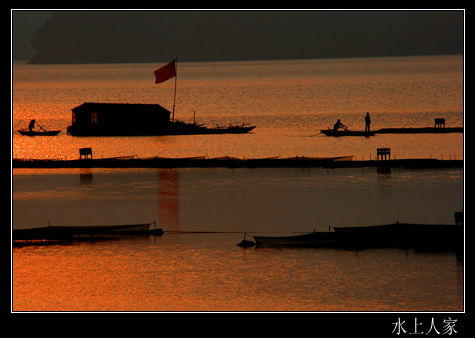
<box><xmin>66</xmin><ymin>102</ymin><xmax>255</xmax><ymax>136</ymax></box>
<box><xmin>254</xmin><ymin>217</ymin><xmax>463</xmax><ymax>251</ymax></box>
<box><xmin>13</xmin><ymin>222</ymin><xmax>163</xmax><ymax>241</ymax></box>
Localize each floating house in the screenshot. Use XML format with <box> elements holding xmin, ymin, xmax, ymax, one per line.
<box><xmin>67</xmin><ymin>102</ymin><xmax>171</xmax><ymax>136</ymax></box>
<box><xmin>67</xmin><ymin>102</ymin><xmax>256</xmax><ymax>136</ymax></box>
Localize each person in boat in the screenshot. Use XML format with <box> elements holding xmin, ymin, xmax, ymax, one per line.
<box><xmin>28</xmin><ymin>119</ymin><xmax>36</xmax><ymax>132</ymax></box>
<box><xmin>333</xmin><ymin>119</ymin><xmax>345</xmax><ymax>131</ymax></box>
<box><xmin>365</xmin><ymin>112</ymin><xmax>371</xmax><ymax>133</ymax></box>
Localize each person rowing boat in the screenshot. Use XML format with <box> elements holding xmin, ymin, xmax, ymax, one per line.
<box><xmin>28</xmin><ymin>119</ymin><xmax>36</xmax><ymax>132</ymax></box>
<box><xmin>18</xmin><ymin>120</ymin><xmax>61</xmax><ymax>136</ymax></box>
<box><xmin>333</xmin><ymin>119</ymin><xmax>346</xmax><ymax>131</ymax></box>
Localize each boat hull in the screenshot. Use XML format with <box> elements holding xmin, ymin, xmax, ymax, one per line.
<box><xmin>165</xmin><ymin>125</ymin><xmax>256</xmax><ymax>135</ymax></box>
<box><xmin>13</xmin><ymin>223</ymin><xmax>162</xmax><ymax>240</ymax></box>
<box><xmin>66</xmin><ymin>123</ymin><xmax>256</xmax><ymax>136</ymax></box>
<box><xmin>254</xmin><ymin>232</ymin><xmax>336</xmax><ymax>247</ymax></box>
<box><xmin>334</xmin><ymin>223</ymin><xmax>463</xmax><ymax>250</ymax></box>
<box><xmin>321</xmin><ymin>129</ymin><xmax>375</xmax><ymax>137</ymax></box>
<box><xmin>18</xmin><ymin>130</ymin><xmax>61</xmax><ymax>136</ymax></box>
<box><xmin>253</xmin><ymin>223</ymin><xmax>462</xmax><ymax>250</ymax></box>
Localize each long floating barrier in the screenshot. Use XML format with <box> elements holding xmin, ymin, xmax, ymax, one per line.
<box><xmin>12</xmin><ymin>156</ymin><xmax>462</xmax><ymax>169</ymax></box>
<box><xmin>375</xmin><ymin>127</ymin><xmax>463</xmax><ymax>134</ymax></box>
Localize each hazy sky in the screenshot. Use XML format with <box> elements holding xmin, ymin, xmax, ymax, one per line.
<box><xmin>12</xmin><ymin>10</ymin><xmax>464</xmax><ymax>63</ymax></box>
<box><xmin>12</xmin><ymin>10</ymin><xmax>53</xmax><ymax>60</ymax></box>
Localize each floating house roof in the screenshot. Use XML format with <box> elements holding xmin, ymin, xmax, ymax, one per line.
<box><xmin>72</xmin><ymin>102</ymin><xmax>171</xmax><ymax>116</ymax></box>
<box><xmin>68</xmin><ymin>102</ymin><xmax>171</xmax><ymax>136</ymax></box>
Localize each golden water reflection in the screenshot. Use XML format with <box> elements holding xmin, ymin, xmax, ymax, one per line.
<box><xmin>12</xmin><ymin>235</ymin><xmax>463</xmax><ymax>311</ymax></box>
<box><xmin>12</xmin><ymin>167</ymin><xmax>463</xmax><ymax>311</ymax></box>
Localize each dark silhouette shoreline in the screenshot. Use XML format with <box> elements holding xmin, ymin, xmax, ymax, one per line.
<box><xmin>12</xmin><ymin>157</ymin><xmax>463</xmax><ymax>169</ymax></box>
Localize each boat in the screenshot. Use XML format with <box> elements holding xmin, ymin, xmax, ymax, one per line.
<box><xmin>333</xmin><ymin>222</ymin><xmax>462</xmax><ymax>235</ymax></box>
<box><xmin>17</xmin><ymin>120</ymin><xmax>62</xmax><ymax>136</ymax></box>
<box><xmin>66</xmin><ymin>59</ymin><xmax>256</xmax><ymax>136</ymax></box>
<box><xmin>333</xmin><ymin>222</ymin><xmax>463</xmax><ymax>250</ymax></box>
<box><xmin>166</xmin><ymin>120</ymin><xmax>256</xmax><ymax>135</ymax></box>
<box><xmin>18</xmin><ymin>129</ymin><xmax>61</xmax><ymax>136</ymax></box>
<box><xmin>254</xmin><ymin>231</ymin><xmax>337</xmax><ymax>248</ymax></box>
<box><xmin>13</xmin><ymin>222</ymin><xmax>163</xmax><ymax>241</ymax></box>
<box><xmin>252</xmin><ymin>220</ymin><xmax>462</xmax><ymax>250</ymax></box>
<box><xmin>155</xmin><ymin>59</ymin><xmax>256</xmax><ymax>135</ymax></box>
<box><xmin>320</xmin><ymin>129</ymin><xmax>375</xmax><ymax>137</ymax></box>
<box><xmin>321</xmin><ymin>126</ymin><xmax>463</xmax><ymax>137</ymax></box>
<box><xmin>237</xmin><ymin>232</ymin><xmax>256</xmax><ymax>247</ymax></box>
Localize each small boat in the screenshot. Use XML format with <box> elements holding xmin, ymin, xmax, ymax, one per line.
<box><xmin>166</xmin><ymin>120</ymin><xmax>256</xmax><ymax>135</ymax></box>
<box><xmin>237</xmin><ymin>232</ymin><xmax>256</xmax><ymax>247</ymax></box>
<box><xmin>333</xmin><ymin>222</ymin><xmax>463</xmax><ymax>250</ymax></box>
<box><xmin>333</xmin><ymin>222</ymin><xmax>462</xmax><ymax>235</ymax></box>
<box><xmin>18</xmin><ymin>129</ymin><xmax>61</xmax><ymax>136</ymax></box>
<box><xmin>254</xmin><ymin>231</ymin><xmax>337</xmax><ymax>248</ymax></box>
<box><xmin>320</xmin><ymin>129</ymin><xmax>375</xmax><ymax>137</ymax></box>
<box><xmin>18</xmin><ymin>120</ymin><xmax>62</xmax><ymax>136</ymax></box>
<box><xmin>13</xmin><ymin>222</ymin><xmax>162</xmax><ymax>241</ymax></box>
<box><xmin>253</xmin><ymin>220</ymin><xmax>462</xmax><ymax>250</ymax></box>
<box><xmin>208</xmin><ymin>124</ymin><xmax>256</xmax><ymax>134</ymax></box>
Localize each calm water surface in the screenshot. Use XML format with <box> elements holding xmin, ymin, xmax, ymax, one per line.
<box><xmin>12</xmin><ymin>167</ymin><xmax>463</xmax><ymax>311</ymax></box>
<box><xmin>13</xmin><ymin>234</ymin><xmax>463</xmax><ymax>312</ymax></box>
<box><xmin>12</xmin><ymin>55</ymin><xmax>463</xmax><ymax>160</ymax></box>
<box><xmin>12</xmin><ymin>56</ymin><xmax>464</xmax><ymax>311</ymax></box>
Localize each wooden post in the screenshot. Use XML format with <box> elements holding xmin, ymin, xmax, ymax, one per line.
<box><xmin>172</xmin><ymin>57</ymin><xmax>177</xmax><ymax>122</ymax></box>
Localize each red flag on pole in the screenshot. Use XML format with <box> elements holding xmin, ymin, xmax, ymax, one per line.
<box><xmin>154</xmin><ymin>60</ymin><xmax>176</xmax><ymax>84</ymax></box>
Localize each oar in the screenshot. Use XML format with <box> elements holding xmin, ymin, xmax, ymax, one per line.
<box><xmin>35</xmin><ymin>121</ymin><xmax>48</xmax><ymax>132</ymax></box>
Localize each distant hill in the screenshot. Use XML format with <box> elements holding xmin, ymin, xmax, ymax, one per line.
<box><xmin>28</xmin><ymin>10</ymin><xmax>464</xmax><ymax>64</ymax></box>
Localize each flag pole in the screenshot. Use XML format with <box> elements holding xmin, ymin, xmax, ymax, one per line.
<box><xmin>172</xmin><ymin>57</ymin><xmax>177</xmax><ymax>122</ymax></box>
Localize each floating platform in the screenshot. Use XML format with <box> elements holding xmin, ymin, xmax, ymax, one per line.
<box><xmin>254</xmin><ymin>222</ymin><xmax>463</xmax><ymax>251</ymax></box>
<box><xmin>12</xmin><ymin>156</ymin><xmax>462</xmax><ymax>169</ymax></box>
<box><xmin>375</xmin><ymin>127</ymin><xmax>463</xmax><ymax>134</ymax></box>
<box><xmin>320</xmin><ymin>127</ymin><xmax>463</xmax><ymax>137</ymax></box>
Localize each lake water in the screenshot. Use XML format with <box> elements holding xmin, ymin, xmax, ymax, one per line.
<box><xmin>12</xmin><ymin>55</ymin><xmax>464</xmax><ymax>312</ymax></box>
<box><xmin>12</xmin><ymin>55</ymin><xmax>463</xmax><ymax>160</ymax></box>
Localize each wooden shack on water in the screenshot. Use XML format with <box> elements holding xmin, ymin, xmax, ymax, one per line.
<box><xmin>67</xmin><ymin>102</ymin><xmax>256</xmax><ymax>136</ymax></box>
<box><xmin>67</xmin><ymin>102</ymin><xmax>171</xmax><ymax>136</ymax></box>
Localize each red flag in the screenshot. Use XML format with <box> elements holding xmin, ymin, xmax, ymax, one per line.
<box><xmin>154</xmin><ymin>60</ymin><xmax>176</xmax><ymax>84</ymax></box>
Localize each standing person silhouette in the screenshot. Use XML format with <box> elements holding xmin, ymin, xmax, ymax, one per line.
<box><xmin>365</xmin><ymin>112</ymin><xmax>371</xmax><ymax>133</ymax></box>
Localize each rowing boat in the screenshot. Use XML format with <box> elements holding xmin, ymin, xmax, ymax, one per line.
<box><xmin>18</xmin><ymin>129</ymin><xmax>61</xmax><ymax>136</ymax></box>
<box><xmin>13</xmin><ymin>222</ymin><xmax>162</xmax><ymax>240</ymax></box>
<box><xmin>333</xmin><ymin>222</ymin><xmax>462</xmax><ymax>249</ymax></box>
<box><xmin>320</xmin><ymin>129</ymin><xmax>375</xmax><ymax>137</ymax></box>
<box><xmin>252</xmin><ymin>222</ymin><xmax>462</xmax><ymax>250</ymax></box>
<box><xmin>253</xmin><ymin>232</ymin><xmax>336</xmax><ymax>247</ymax></box>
